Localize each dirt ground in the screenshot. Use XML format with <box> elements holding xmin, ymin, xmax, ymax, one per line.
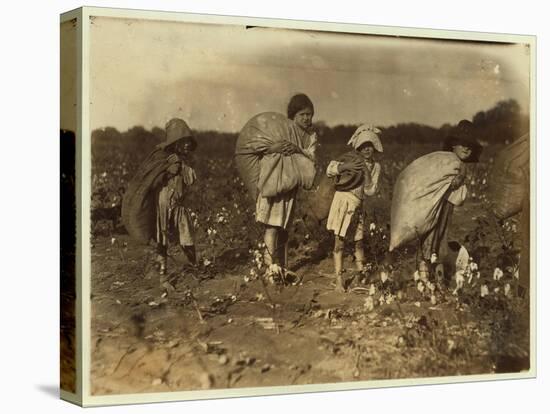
<box><xmin>90</xmin><ymin>203</ymin><xmax>528</xmax><ymax>395</ymax></box>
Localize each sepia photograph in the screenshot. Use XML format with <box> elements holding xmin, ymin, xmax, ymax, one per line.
<box><xmin>59</xmin><ymin>6</ymin><xmax>534</xmax><ymax>405</ymax></box>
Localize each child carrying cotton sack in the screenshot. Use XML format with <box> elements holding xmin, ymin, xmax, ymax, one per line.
<box><xmin>389</xmin><ymin>120</ymin><xmax>481</xmax><ymax>260</ymax></box>
<box><xmin>234</xmin><ymin>94</ymin><xmax>317</xmax><ymax>278</ymax></box>
<box><xmin>325</xmin><ymin>124</ymin><xmax>383</xmax><ymax>292</ymax></box>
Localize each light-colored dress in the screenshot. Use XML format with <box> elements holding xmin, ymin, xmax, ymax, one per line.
<box><xmin>255</xmin><ymin>131</ymin><xmax>317</xmax><ymax>229</ymax></box>
<box><xmin>326</xmin><ymin>160</ymin><xmax>380</xmax><ymax>241</ymax></box>
<box><xmin>156</xmin><ymin>163</ymin><xmax>197</xmax><ymax>247</ymax></box>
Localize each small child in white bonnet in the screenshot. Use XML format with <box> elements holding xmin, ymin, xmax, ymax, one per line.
<box><xmin>325</xmin><ymin>124</ymin><xmax>383</xmax><ymax>291</ymax></box>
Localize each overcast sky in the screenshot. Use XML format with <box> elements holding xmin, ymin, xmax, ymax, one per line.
<box><xmin>89</xmin><ymin>17</ymin><xmax>530</xmax><ymax>133</ymax></box>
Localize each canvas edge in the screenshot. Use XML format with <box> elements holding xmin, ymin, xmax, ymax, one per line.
<box><xmin>60</xmin><ymin>5</ymin><xmax>538</xmax><ymax>407</ymax></box>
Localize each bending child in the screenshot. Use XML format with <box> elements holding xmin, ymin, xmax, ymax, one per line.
<box><xmin>122</xmin><ymin>118</ymin><xmax>198</xmax><ymax>290</ymax></box>
<box><xmin>155</xmin><ymin>118</ymin><xmax>198</xmax><ymax>279</ymax></box>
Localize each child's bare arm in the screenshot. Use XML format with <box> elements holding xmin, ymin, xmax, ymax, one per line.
<box><xmin>364</xmin><ymin>163</ymin><xmax>381</xmax><ymax>196</ymax></box>
<box><xmin>449</xmin><ymin>174</ymin><xmax>465</xmax><ymax>190</ymax></box>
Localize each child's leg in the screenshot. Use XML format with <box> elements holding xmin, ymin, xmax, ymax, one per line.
<box><xmin>182</xmin><ymin>245</ymin><xmax>197</xmax><ymax>266</ymax></box>
<box><xmin>352</xmin><ymin>210</ymin><xmax>366</xmax><ymax>270</ymax></box>
<box><xmin>333</xmin><ymin>236</ymin><xmax>345</xmax><ymax>292</ymax></box>
<box><xmin>156</xmin><ymin>243</ymin><xmax>168</xmax><ymax>275</ymax></box>
<box><xmin>263</xmin><ymin>226</ymin><xmax>278</xmax><ymax>267</ymax></box>
<box><xmin>354</xmin><ymin>239</ymin><xmax>366</xmax><ymax>271</ymax></box>
<box><xmin>277</xmin><ymin>228</ymin><xmax>289</xmax><ymax>268</ymax></box>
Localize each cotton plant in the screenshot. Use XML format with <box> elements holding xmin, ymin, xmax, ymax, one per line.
<box><xmin>364</xmin><ymin>296</ymin><xmax>375</xmax><ymax>311</ymax></box>
<box><xmin>368</xmin><ymin>283</ymin><xmax>376</xmax><ymax>296</ymax></box>
<box><xmin>504</xmin><ymin>283</ymin><xmax>511</xmax><ymax>297</ymax></box>
<box><xmin>480</xmin><ymin>284</ymin><xmax>490</xmax><ymax>298</ymax></box>
<box><xmin>493</xmin><ymin>267</ymin><xmax>504</xmax><ymax>281</ymax></box>
<box><xmin>453</xmin><ymin>270</ymin><xmax>465</xmax><ymax>295</ymax></box>
<box><xmin>244</xmin><ymin>245</ymin><xmax>267</xmax><ymax>283</ymax></box>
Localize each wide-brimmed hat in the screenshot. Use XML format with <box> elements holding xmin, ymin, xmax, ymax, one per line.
<box><xmin>442</xmin><ymin>120</ymin><xmax>482</xmax><ymax>162</ymax></box>
<box><xmin>157</xmin><ymin>118</ymin><xmax>197</xmax><ymax>150</ymax></box>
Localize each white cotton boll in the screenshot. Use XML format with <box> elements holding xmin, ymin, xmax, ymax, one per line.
<box><xmin>455</xmin><ymin>270</ymin><xmax>465</xmax><ymax>289</ymax></box>
<box><xmin>364</xmin><ymin>296</ymin><xmax>374</xmax><ymax>311</ymax></box>
<box><xmin>369</xmin><ymin>222</ymin><xmax>376</xmax><ymax>231</ymax></box>
<box><xmin>480</xmin><ymin>284</ymin><xmax>489</xmax><ymax>297</ymax></box>
<box><xmin>380</xmin><ymin>271</ymin><xmax>388</xmax><ymax>283</ymax></box>
<box><xmin>369</xmin><ymin>284</ymin><xmax>376</xmax><ymax>296</ymax></box>
<box><xmin>417</xmin><ymin>282</ymin><xmax>425</xmax><ymax>293</ymax></box>
<box><xmin>430</xmin><ymin>253</ymin><xmax>438</xmax><ymax>264</ymax></box>
<box><xmin>504</xmin><ymin>283</ymin><xmax>511</xmax><ymax>296</ymax></box>
<box><xmin>413</xmin><ymin>270</ymin><xmax>420</xmax><ymax>281</ymax></box>
<box><xmin>493</xmin><ymin>267</ymin><xmax>504</xmax><ymax>281</ymax></box>
<box><xmin>455</xmin><ymin>246</ymin><xmax>470</xmax><ymax>273</ymax></box>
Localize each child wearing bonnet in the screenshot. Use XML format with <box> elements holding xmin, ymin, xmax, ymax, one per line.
<box><xmin>326</xmin><ymin>124</ymin><xmax>383</xmax><ymax>291</ymax></box>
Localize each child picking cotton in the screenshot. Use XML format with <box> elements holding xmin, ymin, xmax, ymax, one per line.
<box><xmin>326</xmin><ymin>124</ymin><xmax>383</xmax><ymax>292</ymax></box>
<box><xmin>122</xmin><ymin>118</ymin><xmax>198</xmax><ymax>290</ymax></box>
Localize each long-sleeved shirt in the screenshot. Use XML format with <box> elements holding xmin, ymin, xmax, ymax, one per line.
<box><xmin>326</xmin><ymin>159</ymin><xmax>381</xmax><ymax>200</ymax></box>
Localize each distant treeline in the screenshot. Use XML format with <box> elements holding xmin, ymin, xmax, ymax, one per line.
<box><xmin>92</xmin><ymin>99</ymin><xmax>528</xmax><ymax>162</ymax></box>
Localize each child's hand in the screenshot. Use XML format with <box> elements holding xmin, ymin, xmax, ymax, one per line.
<box><xmin>166</xmin><ymin>153</ymin><xmax>180</xmax><ymax>164</ymax></box>
<box><xmin>166</xmin><ymin>162</ymin><xmax>181</xmax><ymax>176</ymax></box>
<box><xmin>340</xmin><ymin>158</ymin><xmax>364</xmax><ymax>173</ymax></box>
<box><xmin>449</xmin><ymin>174</ymin><xmax>465</xmax><ymax>190</ymax></box>
<box><xmin>281</xmin><ymin>142</ymin><xmax>300</xmax><ymax>156</ymax></box>
<box><xmin>266</xmin><ymin>141</ymin><xmax>295</xmax><ymax>155</ymax></box>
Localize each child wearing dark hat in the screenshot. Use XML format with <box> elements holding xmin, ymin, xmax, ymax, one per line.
<box><xmin>391</xmin><ymin>119</ymin><xmax>481</xmax><ymax>260</ymax></box>
<box><xmin>155</xmin><ymin>118</ymin><xmax>198</xmax><ymax>278</ymax></box>
<box><xmin>422</xmin><ymin>120</ymin><xmax>481</xmax><ymax>258</ymax></box>
<box><xmin>122</xmin><ymin>117</ymin><xmax>198</xmax><ymax>287</ymax></box>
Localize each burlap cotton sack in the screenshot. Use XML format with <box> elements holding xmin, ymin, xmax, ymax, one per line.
<box><xmin>488</xmin><ymin>134</ymin><xmax>529</xmax><ymax>220</ymax></box>
<box><xmin>121</xmin><ymin>149</ymin><xmax>170</xmax><ymax>244</ymax></box>
<box><xmin>235</xmin><ymin>112</ymin><xmax>316</xmax><ymax>200</ymax></box>
<box><xmin>389</xmin><ymin>151</ymin><xmax>463</xmax><ymax>251</ymax></box>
